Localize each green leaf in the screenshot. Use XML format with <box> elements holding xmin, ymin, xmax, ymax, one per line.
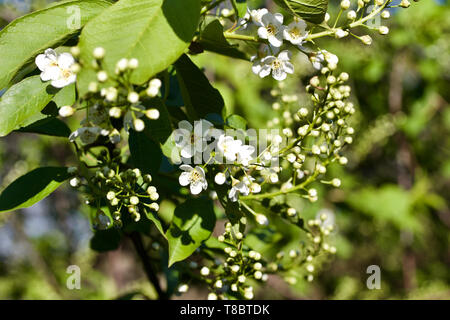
<box><xmin>166</xmin><ymin>198</ymin><xmax>216</xmax><ymax>266</ymax></box>
<box><xmin>142</xmin><ymin>98</ymin><xmax>173</xmax><ymax>144</ymax></box>
<box><xmin>144</xmin><ymin>208</ymin><xmax>167</xmax><ymax>238</ymax></box>
<box><xmin>0</xmin><ymin>76</ymin><xmax>56</xmax><ymax>137</ymax></box>
<box><xmin>174</xmin><ymin>54</ymin><xmax>225</xmax><ymax>119</ymax></box>
<box><xmin>16</xmin><ymin>117</ymin><xmax>71</xmax><ymax>137</ymax></box>
<box><xmin>129</xmin><ymin>129</ymin><xmax>163</xmax><ymax>175</ymax></box>
<box><xmin>52</xmin><ymin>83</ymin><xmax>76</xmax><ymax>108</ymax></box>
<box><xmin>231</xmin><ymin>0</ymin><xmax>248</xmax><ymax>18</ymax></box>
<box><xmin>226</xmin><ymin>114</ymin><xmax>248</xmax><ymax>130</ymax></box>
<box><xmin>198</xmin><ymin>20</ymin><xmax>248</xmax><ymax>60</ymax></box>
<box><xmin>90</xmin><ymin>228</ymin><xmax>122</xmax><ymax>252</ymax></box>
<box><xmin>273</xmin><ymin>0</ymin><xmax>328</xmax><ymax>24</ymax></box>
<box><xmin>0</xmin><ymin>0</ymin><xmax>111</xmax><ymax>90</ymax></box>
<box><xmin>0</xmin><ymin>167</ymin><xmax>70</xmax><ymax>213</ymax></box>
<box><xmin>78</xmin><ymin>0</ymin><xmax>201</xmax><ymax>90</ymax></box>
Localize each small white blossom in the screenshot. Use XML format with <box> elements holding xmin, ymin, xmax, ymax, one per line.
<box><xmin>175</xmin><ymin>119</ymin><xmax>213</xmax><ymax>158</ymax></box>
<box><xmin>178</xmin><ymin>165</ymin><xmax>208</xmax><ymax>195</ymax></box>
<box><xmin>249</xmin><ymin>8</ymin><xmax>268</xmax><ymax>27</ymax></box>
<box><xmin>35</xmin><ymin>49</ymin><xmax>76</xmax><ymax>88</ymax></box>
<box><xmin>228</xmin><ymin>178</ymin><xmax>251</xmax><ymax>202</ymax></box>
<box><xmin>283</xmin><ymin>19</ymin><xmax>308</xmax><ymax>45</ymax></box>
<box><xmin>217</xmin><ymin>135</ymin><xmax>242</xmax><ymax>163</ymax></box>
<box><xmin>259</xmin><ymin>50</ymin><xmax>294</xmax><ymax>81</ymax></box>
<box><xmin>258</xmin><ymin>12</ymin><xmax>285</xmax><ymax>47</ymax></box>
<box><xmin>69</xmin><ymin>126</ymin><xmax>107</xmax><ymax>145</ymax></box>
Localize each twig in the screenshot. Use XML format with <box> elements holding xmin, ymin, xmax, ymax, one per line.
<box><xmin>129</xmin><ymin>232</ymin><xmax>168</xmax><ymax>300</ymax></box>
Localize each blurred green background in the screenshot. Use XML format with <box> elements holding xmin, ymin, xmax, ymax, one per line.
<box><xmin>0</xmin><ymin>0</ymin><xmax>449</xmax><ymax>299</ymax></box>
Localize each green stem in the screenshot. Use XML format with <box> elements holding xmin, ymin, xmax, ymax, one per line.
<box><xmin>223</xmin><ymin>32</ymin><xmax>260</xmax><ymax>42</ymax></box>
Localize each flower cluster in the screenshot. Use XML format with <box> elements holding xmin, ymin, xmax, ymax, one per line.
<box><xmin>246</xmin><ymin>9</ymin><xmax>308</xmax><ymax>81</ymax></box>
<box><xmin>68</xmin><ymin>152</ymin><xmax>160</xmax><ymax>227</ymax></box>
<box><xmin>47</xmin><ymin>48</ymin><xmax>164</xmax><ymax>147</ymax></box>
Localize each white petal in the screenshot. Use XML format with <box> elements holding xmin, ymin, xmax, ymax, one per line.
<box><xmin>252</xmin><ymin>61</ymin><xmax>262</xmax><ymax>75</ymax></box>
<box><xmin>57</xmin><ymin>53</ymin><xmax>75</xmax><ymax>69</ymax></box>
<box><xmin>51</xmin><ymin>77</ymin><xmax>72</xmax><ymax>88</ymax></box>
<box><xmin>274</xmin><ymin>13</ymin><xmax>284</xmax><ymax>24</ymax></box>
<box><xmin>40</xmin><ymin>66</ymin><xmax>61</xmax><ymax>81</ymax></box>
<box><xmin>278</xmin><ymin>50</ymin><xmax>291</xmax><ymax>61</ymax></box>
<box><xmin>179</xmin><ymin>164</ymin><xmax>193</xmax><ymax>172</ymax></box>
<box><xmin>272</xmin><ymin>68</ymin><xmax>287</xmax><ymax>81</ymax></box>
<box><xmin>283</xmin><ymin>62</ymin><xmax>294</xmax><ymax>74</ymax></box>
<box><xmin>257</xmin><ymin>27</ymin><xmax>268</xmax><ymax>39</ymax></box>
<box><xmin>178</xmin><ymin>120</ymin><xmax>193</xmax><ymax>131</ymax></box>
<box><xmin>268</xmin><ymin>34</ymin><xmax>283</xmax><ymax>48</ymax></box>
<box><xmin>181</xmin><ymin>145</ymin><xmax>194</xmax><ymax>158</ymax></box>
<box><xmin>179</xmin><ymin>172</ymin><xmax>190</xmax><ymax>186</ymax></box>
<box><xmin>259</xmin><ymin>65</ymin><xmax>271</xmax><ymax>78</ymax></box>
<box><xmin>35</xmin><ymin>54</ymin><xmax>51</xmax><ymax>71</ymax></box>
<box><xmin>190</xmin><ymin>183</ymin><xmax>203</xmax><ymax>195</ymax></box>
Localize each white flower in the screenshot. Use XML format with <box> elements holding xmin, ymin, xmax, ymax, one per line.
<box><xmin>249</xmin><ymin>8</ymin><xmax>268</xmax><ymax>27</ymax></box>
<box><xmin>174</xmin><ymin>119</ymin><xmax>213</xmax><ymax>158</ymax></box>
<box><xmin>178</xmin><ymin>165</ymin><xmax>208</xmax><ymax>195</ymax></box>
<box><xmin>259</xmin><ymin>50</ymin><xmax>294</xmax><ymax>81</ymax></box>
<box><xmin>237</xmin><ymin>145</ymin><xmax>255</xmax><ymax>166</ymax></box>
<box><xmin>217</xmin><ymin>135</ymin><xmax>242</xmax><ymax>163</ymax></box>
<box><xmin>251</xmin><ymin>44</ymin><xmax>279</xmax><ymax>76</ymax></box>
<box><xmin>283</xmin><ymin>19</ymin><xmax>308</xmax><ymax>45</ymax></box>
<box><xmin>228</xmin><ymin>177</ymin><xmax>253</xmax><ymax>202</ymax></box>
<box><xmin>69</xmin><ymin>126</ymin><xmax>108</xmax><ymax>145</ymax></box>
<box><xmin>35</xmin><ymin>49</ymin><xmax>76</xmax><ymax>88</ymax></box>
<box><xmin>258</xmin><ymin>12</ymin><xmax>285</xmax><ymax>47</ymax></box>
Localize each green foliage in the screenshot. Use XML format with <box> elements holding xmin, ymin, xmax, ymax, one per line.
<box><xmin>273</xmin><ymin>0</ymin><xmax>328</xmax><ymax>23</ymax></box>
<box><xmin>198</xmin><ymin>20</ymin><xmax>248</xmax><ymax>60</ymax></box>
<box><xmin>78</xmin><ymin>0</ymin><xmax>201</xmax><ymax>89</ymax></box>
<box><xmin>129</xmin><ymin>129</ymin><xmax>163</xmax><ymax>175</ymax></box>
<box><xmin>0</xmin><ymin>167</ymin><xmax>70</xmax><ymax>213</ymax></box>
<box><xmin>0</xmin><ymin>0</ymin><xmax>111</xmax><ymax>89</ymax></box>
<box><xmin>174</xmin><ymin>54</ymin><xmax>225</xmax><ymax>119</ymax></box>
<box><xmin>0</xmin><ymin>76</ymin><xmax>56</xmax><ymax>137</ymax></box>
<box><xmin>166</xmin><ymin>198</ymin><xmax>216</xmax><ymax>266</ymax></box>
<box><xmin>16</xmin><ymin>117</ymin><xmax>71</xmax><ymax>137</ymax></box>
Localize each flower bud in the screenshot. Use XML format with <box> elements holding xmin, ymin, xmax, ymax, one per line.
<box><xmin>127</xmin><ymin>91</ymin><xmax>139</xmax><ymax>104</ymax></box>
<box><xmin>133</xmin><ymin>119</ymin><xmax>145</xmax><ymax>132</ymax></box>
<box><xmin>379</xmin><ymin>26</ymin><xmax>389</xmax><ymax>35</ymax></box>
<box><xmin>361</xmin><ymin>35</ymin><xmax>373</xmax><ymax>45</ymax></box>
<box><xmin>347</xmin><ymin>10</ymin><xmax>357</xmax><ymax>20</ymax></box>
<box><xmin>93</xmin><ymin>47</ymin><xmax>105</xmax><ymax>59</ymax></box>
<box><xmin>400</xmin><ymin>0</ymin><xmax>410</xmax><ymax>8</ymax></box>
<box><xmin>340</xmin><ymin>0</ymin><xmax>350</xmax><ymax>10</ymax></box>
<box><xmin>146</xmin><ymin>108</ymin><xmax>160</xmax><ymax>120</ymax></box>
<box><xmin>128</xmin><ymin>58</ymin><xmax>139</xmax><ymax>69</ymax></box>
<box><xmin>97</xmin><ymin>71</ymin><xmax>108</xmax><ymax>82</ymax></box>
<box><xmin>59</xmin><ymin>105</ymin><xmax>74</xmax><ymax>117</ymax></box>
